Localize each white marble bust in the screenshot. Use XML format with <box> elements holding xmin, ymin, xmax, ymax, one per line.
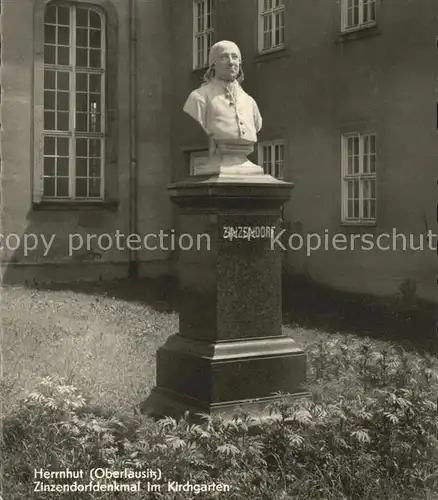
<box><xmin>183</xmin><ymin>41</ymin><xmax>264</xmax><ymax>175</ymax></box>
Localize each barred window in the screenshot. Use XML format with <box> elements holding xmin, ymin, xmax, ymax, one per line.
<box><xmin>43</xmin><ymin>3</ymin><xmax>105</xmax><ymax>200</ymax></box>
<box><xmin>341</xmin><ymin>133</ymin><xmax>377</xmax><ymax>223</ymax></box>
<box><xmin>259</xmin><ymin>141</ymin><xmax>285</xmax><ymax>179</ymax></box>
<box><xmin>193</xmin><ymin>0</ymin><xmax>214</xmax><ymax>70</ymax></box>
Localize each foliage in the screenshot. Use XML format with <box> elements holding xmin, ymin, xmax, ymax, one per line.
<box><xmin>2</xmin><ymin>336</ymin><xmax>438</xmax><ymax>500</ymax></box>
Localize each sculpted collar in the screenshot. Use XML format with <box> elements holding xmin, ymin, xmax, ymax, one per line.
<box><xmin>211</xmin><ymin>77</ymin><xmax>240</xmax><ymax>95</ymax></box>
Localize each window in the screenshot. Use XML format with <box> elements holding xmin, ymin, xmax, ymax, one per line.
<box><xmin>258</xmin><ymin>0</ymin><xmax>285</xmax><ymax>53</ymax></box>
<box><xmin>258</xmin><ymin>141</ymin><xmax>285</xmax><ymax>179</ymax></box>
<box><xmin>42</xmin><ymin>3</ymin><xmax>105</xmax><ymax>200</ymax></box>
<box><xmin>341</xmin><ymin>0</ymin><xmax>376</xmax><ymax>32</ymax></box>
<box><xmin>341</xmin><ymin>133</ymin><xmax>376</xmax><ymax>223</ymax></box>
<box><xmin>193</xmin><ymin>0</ymin><xmax>214</xmax><ymax>70</ymax></box>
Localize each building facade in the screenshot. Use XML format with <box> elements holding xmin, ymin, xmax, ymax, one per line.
<box><xmin>0</xmin><ymin>0</ymin><xmax>173</xmax><ymax>283</ymax></box>
<box><xmin>172</xmin><ymin>0</ymin><xmax>437</xmax><ymax>304</ymax></box>
<box><xmin>1</xmin><ymin>0</ymin><xmax>437</xmax><ymax>304</ymax></box>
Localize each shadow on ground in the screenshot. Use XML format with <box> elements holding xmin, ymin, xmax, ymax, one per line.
<box><xmin>25</xmin><ymin>274</ymin><xmax>438</xmax><ymax>354</ymax></box>
<box><xmin>28</xmin><ymin>276</ymin><xmax>179</xmax><ymax>313</ymax></box>
<box><xmin>282</xmin><ymin>274</ymin><xmax>438</xmax><ymax>355</ymax></box>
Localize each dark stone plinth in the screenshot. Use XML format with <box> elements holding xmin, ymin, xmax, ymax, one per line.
<box><xmin>143</xmin><ymin>174</ymin><xmax>308</xmax><ymax>420</ymax></box>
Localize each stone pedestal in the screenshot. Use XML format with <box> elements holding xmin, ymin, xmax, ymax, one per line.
<box><xmin>143</xmin><ymin>170</ymin><xmax>307</xmax><ymax>420</ymax></box>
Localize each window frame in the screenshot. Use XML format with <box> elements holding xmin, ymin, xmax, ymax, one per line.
<box><xmin>258</xmin><ymin>140</ymin><xmax>285</xmax><ymax>179</ymax></box>
<box><xmin>192</xmin><ymin>0</ymin><xmax>215</xmax><ymax>70</ymax></box>
<box><xmin>33</xmin><ymin>0</ymin><xmax>113</xmax><ymax>204</ymax></box>
<box><xmin>341</xmin><ymin>132</ymin><xmax>377</xmax><ymax>224</ymax></box>
<box><xmin>341</xmin><ymin>0</ymin><xmax>377</xmax><ymax>33</ymax></box>
<box><xmin>257</xmin><ymin>0</ymin><xmax>285</xmax><ymax>54</ymax></box>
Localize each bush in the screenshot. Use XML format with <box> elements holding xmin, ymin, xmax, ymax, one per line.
<box><xmin>2</xmin><ymin>337</ymin><xmax>438</xmax><ymax>500</ymax></box>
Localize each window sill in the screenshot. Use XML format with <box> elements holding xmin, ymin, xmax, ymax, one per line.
<box><xmin>255</xmin><ymin>46</ymin><xmax>289</xmax><ymax>62</ymax></box>
<box><xmin>340</xmin><ymin>221</ymin><xmax>377</xmax><ymax>228</ymax></box>
<box><xmin>32</xmin><ymin>200</ymin><xmax>119</xmax><ymax>211</ymax></box>
<box><xmin>337</xmin><ymin>24</ymin><xmax>380</xmax><ymax>43</ymax></box>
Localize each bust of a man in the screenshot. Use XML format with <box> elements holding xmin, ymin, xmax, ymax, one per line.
<box><xmin>183</xmin><ymin>40</ymin><xmax>264</xmax><ymax>175</ymax></box>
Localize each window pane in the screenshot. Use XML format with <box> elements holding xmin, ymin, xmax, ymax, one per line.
<box><xmin>76</xmin><ymin>8</ymin><xmax>89</xmax><ymax>28</ymax></box>
<box><xmin>58</xmin><ymin>26</ymin><xmax>70</xmax><ymax>46</ymax></box>
<box><xmin>57</xmin><ymin>157</ymin><xmax>69</xmax><ymax>176</ymax></box>
<box><xmin>363</xmin><ymin>180</ymin><xmax>370</xmax><ymax>198</ymax></box>
<box><xmin>90</xmin><ymin>11</ymin><xmax>101</xmax><ymax>29</ymax></box>
<box><xmin>370</xmin><ymin>1</ymin><xmax>376</xmax><ymax>21</ymax></box>
<box><xmin>354</xmin><ymin>200</ymin><xmax>359</xmax><ymax>218</ymax></box>
<box><xmin>76</xmin><ymin>113</ymin><xmax>88</xmax><ymax>132</ymax></box>
<box><xmin>57</xmin><ymin>91</ymin><xmax>69</xmax><ymax>111</ymax></box>
<box><xmin>57</xmin><ymin>46</ymin><xmax>70</xmax><ymax>65</ymax></box>
<box><xmin>89</xmin><ymin>139</ymin><xmax>101</xmax><ymax>157</ymax></box>
<box><xmin>57</xmin><ymin>72</ymin><xmax>69</xmax><ymax>91</ymax></box>
<box><xmin>76</xmin><ymin>158</ymin><xmax>88</xmax><ymax>177</ymax></box>
<box><xmin>76</xmin><ymin>28</ymin><xmax>88</xmax><ymax>47</ymax></box>
<box><xmin>44</xmin><ymin>177</ymin><xmax>55</xmax><ymax>196</ymax></box>
<box><xmin>89</xmin><ymin>49</ymin><xmax>101</xmax><ymax>68</ymax></box>
<box><xmin>353</xmin><ymin>156</ymin><xmax>359</xmax><ymax>174</ymax></box>
<box><xmin>44</xmin><ymin>157</ymin><xmax>55</xmax><ymax>176</ymax></box>
<box><xmin>76</xmin><ymin>178</ymin><xmax>88</xmax><ymax>197</ymax></box>
<box><xmin>76</xmin><ymin>73</ymin><xmax>88</xmax><ymax>92</ymax></box>
<box><xmin>353</xmin><ymin>5</ymin><xmax>359</xmax><ymax>25</ymax></box>
<box><xmin>363</xmin><ymin>154</ymin><xmax>369</xmax><ymax>173</ymax></box>
<box><xmin>76</xmin><ymin>93</ymin><xmax>88</xmax><ymax>112</ymax></box>
<box><xmin>76</xmin><ymin>138</ymin><xmax>88</xmax><ymax>157</ymax></box>
<box><xmin>370</xmin><ymin>199</ymin><xmax>376</xmax><ymax>219</ymax></box>
<box><xmin>44</xmin><ymin>136</ymin><xmax>55</xmax><ymax>155</ymax></box>
<box><xmin>76</xmin><ymin>48</ymin><xmax>88</xmax><ymax>67</ymax></box>
<box><xmin>45</xmin><ymin>6</ymin><xmax>57</xmax><ymax>23</ymax></box>
<box><xmin>89</xmin><ymin>29</ymin><xmax>101</xmax><ymax>49</ymax></box>
<box><xmin>44</xmin><ymin>70</ymin><xmax>56</xmax><ymax>89</ymax></box>
<box><xmin>347</xmin><ymin>156</ymin><xmax>353</xmax><ymax>175</ymax></box>
<box><xmin>44</xmin><ymin>91</ymin><xmax>55</xmax><ymax>110</ymax></box>
<box><xmin>89</xmin><ymin>178</ymin><xmax>101</xmax><ymax>197</ymax></box>
<box><xmin>89</xmin><ymin>113</ymin><xmax>100</xmax><ymax>133</ymax></box>
<box><xmin>57</xmin><ymin>111</ymin><xmax>69</xmax><ymax>131</ymax></box>
<box><xmin>363</xmin><ymin>199</ymin><xmax>369</xmax><ymax>218</ymax></box>
<box><xmin>57</xmin><ymin>178</ymin><xmax>69</xmax><ymax>196</ymax></box>
<box><xmin>57</xmin><ymin>137</ymin><xmax>69</xmax><ymax>156</ymax></box>
<box><xmin>57</xmin><ymin>6</ymin><xmax>70</xmax><ymax>26</ymax></box>
<box><xmin>89</xmin><ymin>74</ymin><xmax>101</xmax><ymax>93</ymax></box>
<box><xmin>44</xmin><ymin>45</ymin><xmax>56</xmax><ymax>64</ymax></box>
<box><xmin>354</xmin><ymin>180</ymin><xmax>359</xmax><ymax>198</ymax></box>
<box><xmin>45</xmin><ymin>25</ymin><xmax>56</xmax><ymax>44</ymax></box>
<box><xmin>89</xmin><ymin>159</ymin><xmax>101</xmax><ymax>177</ymax></box>
<box><xmin>44</xmin><ymin>111</ymin><xmax>55</xmax><ymax>130</ymax></box>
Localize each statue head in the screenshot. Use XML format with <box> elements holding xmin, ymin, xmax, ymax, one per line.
<box><xmin>203</xmin><ymin>40</ymin><xmax>244</xmax><ymax>84</ymax></box>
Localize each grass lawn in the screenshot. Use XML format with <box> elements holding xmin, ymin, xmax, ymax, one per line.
<box><xmin>2</xmin><ymin>276</ymin><xmax>436</xmax><ymax>416</ymax></box>
<box><xmin>1</xmin><ymin>278</ymin><xmax>325</xmax><ymax>417</ymax></box>
<box><xmin>2</xmin><ymin>277</ymin><xmax>438</xmax><ymax>499</ymax></box>
<box><xmin>1</xmin><ymin>279</ymin><xmax>180</xmax><ymax>417</ymax></box>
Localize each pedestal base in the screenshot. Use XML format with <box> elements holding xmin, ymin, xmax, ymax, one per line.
<box><xmin>142</xmin><ymin>174</ymin><xmax>308</xmax><ymax>422</ymax></box>
<box><xmin>142</xmin><ymin>328</ymin><xmax>308</xmax><ymax>421</ymax></box>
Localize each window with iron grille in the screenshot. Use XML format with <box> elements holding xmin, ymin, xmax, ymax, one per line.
<box><xmin>341</xmin><ymin>133</ymin><xmax>377</xmax><ymax>223</ymax></box>
<box><xmin>258</xmin><ymin>0</ymin><xmax>285</xmax><ymax>53</ymax></box>
<box><xmin>341</xmin><ymin>0</ymin><xmax>376</xmax><ymax>32</ymax></box>
<box><xmin>42</xmin><ymin>3</ymin><xmax>105</xmax><ymax>200</ymax></box>
<box><xmin>193</xmin><ymin>0</ymin><xmax>214</xmax><ymax>70</ymax></box>
<box><xmin>258</xmin><ymin>141</ymin><xmax>285</xmax><ymax>179</ymax></box>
